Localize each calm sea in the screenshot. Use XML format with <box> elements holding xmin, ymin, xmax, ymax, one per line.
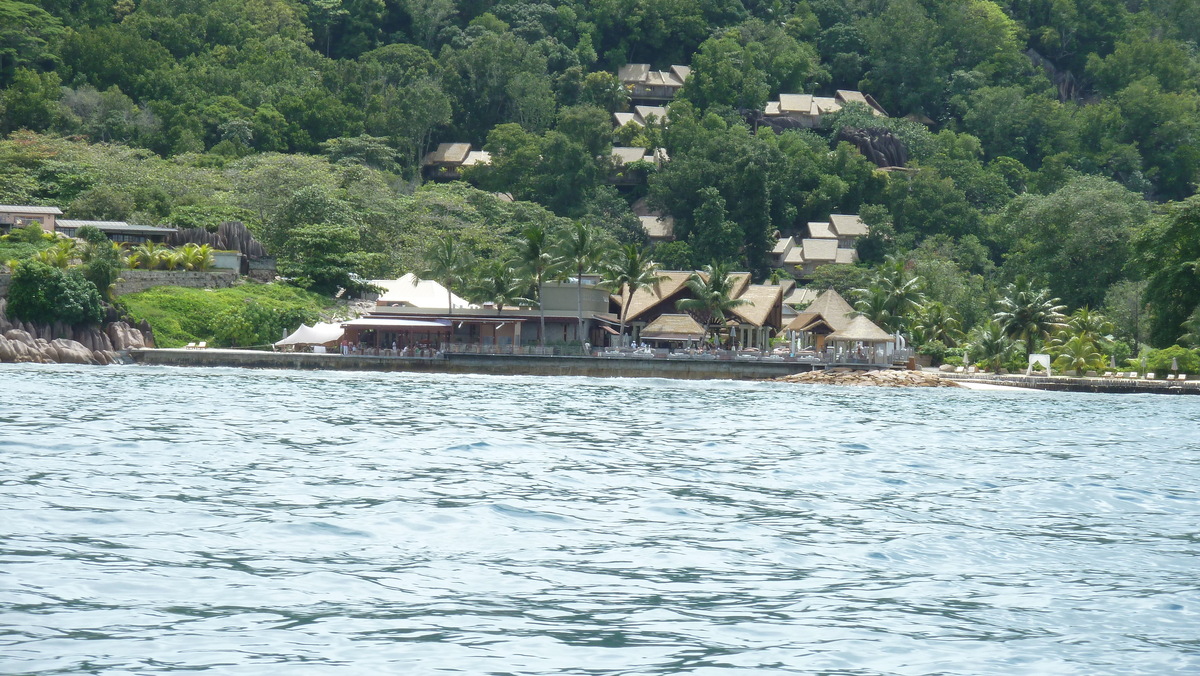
<box><xmin>1</xmin><ymin>364</ymin><xmax>1198</xmax><ymax>675</ymax></box>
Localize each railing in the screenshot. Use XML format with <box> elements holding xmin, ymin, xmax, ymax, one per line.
<box><xmin>440</xmin><ymin>343</ymin><xmax>562</xmax><ymax>356</ymax></box>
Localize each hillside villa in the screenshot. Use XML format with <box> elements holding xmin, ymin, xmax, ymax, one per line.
<box><xmin>771</xmin><ymin>213</ymin><xmax>869</xmax><ymax>277</ymax></box>
<box><xmin>618</xmin><ymin>64</ymin><xmax>691</xmax><ymax>103</ymax></box>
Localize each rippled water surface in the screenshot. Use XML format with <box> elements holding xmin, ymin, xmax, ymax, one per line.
<box><xmin>2</xmin><ymin>364</ymin><xmax>1199</xmax><ymax>675</ymax></box>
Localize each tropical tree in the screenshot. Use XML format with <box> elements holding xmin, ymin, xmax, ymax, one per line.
<box><xmin>1053</xmin><ymin>335</ymin><xmax>1104</xmax><ymax>376</ymax></box>
<box><xmin>910</xmin><ymin>301</ymin><xmax>963</xmax><ymax>346</ymax></box>
<box><xmin>417</xmin><ymin>237</ymin><xmax>471</xmax><ymax>318</ymax></box>
<box><xmin>177</xmin><ymin>243</ymin><xmax>216</xmax><ymax>271</ymax></box>
<box><xmin>853</xmin><ymin>256</ymin><xmax>925</xmax><ymax>334</ymax></box>
<box><xmin>33</xmin><ymin>239</ymin><xmax>77</xmax><ymax>268</ymax></box>
<box><xmin>968</xmin><ymin>319</ymin><xmax>1017</xmax><ymax>373</ymax></box>
<box><xmin>468</xmin><ymin>261</ymin><xmax>533</xmax><ymax>314</ymax></box>
<box><xmin>994</xmin><ymin>276</ymin><xmax>1067</xmax><ymax>356</ymax></box>
<box><xmin>128</xmin><ymin>241</ymin><xmax>168</xmax><ymax>270</ymax></box>
<box><xmin>602</xmin><ymin>244</ymin><xmax>667</xmax><ymax>347</ymax></box>
<box><xmin>515</xmin><ymin>222</ymin><xmax>557</xmax><ymax>346</ymax></box>
<box><xmin>675</xmin><ymin>263</ymin><xmax>748</xmax><ymax>346</ymax></box>
<box><xmin>553</xmin><ymin>222</ymin><xmax>610</xmax><ymax>349</ymax></box>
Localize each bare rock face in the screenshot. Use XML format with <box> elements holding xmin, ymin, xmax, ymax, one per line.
<box><xmin>777</xmin><ymin>369</ymin><xmax>961</xmax><ymax>388</ymax></box>
<box><xmin>0</xmin><ymin>304</ymin><xmax>145</xmax><ymax>365</ymax></box>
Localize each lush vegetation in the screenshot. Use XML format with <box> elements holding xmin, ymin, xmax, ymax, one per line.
<box><xmin>6</xmin><ymin>258</ymin><xmax>104</xmax><ymax>325</ymax></box>
<box><xmin>2</xmin><ymin>0</ymin><xmax>1199</xmax><ymax>350</ymax></box>
<box><xmin>117</xmin><ymin>283</ymin><xmax>336</xmax><ymax>347</ymax></box>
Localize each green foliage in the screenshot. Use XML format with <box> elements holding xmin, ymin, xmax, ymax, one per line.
<box><xmin>7</xmin><ymin>259</ymin><xmax>104</xmax><ymax>325</ymax></box>
<box><xmin>1134</xmin><ymin>195</ymin><xmax>1200</xmax><ymax>347</ymax></box>
<box><xmin>117</xmin><ymin>282</ymin><xmax>332</xmax><ymax>348</ymax></box>
<box><xmin>1145</xmin><ymin>345</ymin><xmax>1200</xmax><ymax>376</ymax></box>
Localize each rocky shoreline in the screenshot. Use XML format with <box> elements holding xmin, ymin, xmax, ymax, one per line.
<box><xmin>0</xmin><ymin>298</ymin><xmax>153</xmax><ymax>365</ymax></box>
<box><xmin>775</xmin><ymin>368</ymin><xmax>961</xmax><ymax>388</ymax></box>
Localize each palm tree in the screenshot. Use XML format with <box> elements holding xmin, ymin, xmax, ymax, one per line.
<box><xmin>515</xmin><ymin>222</ymin><xmax>557</xmax><ymax>346</ymax></box>
<box><xmin>911</xmin><ymin>301</ymin><xmax>963</xmax><ymax>347</ymax></box>
<box><xmin>1053</xmin><ymin>335</ymin><xmax>1103</xmax><ymax>376</ymax></box>
<box><xmin>177</xmin><ymin>243</ymin><xmax>216</xmax><ymax>271</ymax></box>
<box><xmin>469</xmin><ymin>261</ymin><xmax>534</xmax><ymax>314</ymax></box>
<box><xmin>602</xmin><ymin>243</ymin><xmax>667</xmax><ymax>346</ymax></box>
<box><xmin>554</xmin><ymin>222</ymin><xmax>609</xmax><ymax>349</ymax></box>
<box><xmin>675</xmin><ymin>263</ymin><xmax>748</xmax><ymax>346</ymax></box>
<box><xmin>34</xmin><ymin>239</ymin><xmax>76</xmax><ymax>268</ymax></box>
<box><xmin>994</xmin><ymin>276</ymin><xmax>1067</xmax><ymax>357</ymax></box>
<box><xmin>969</xmin><ymin>319</ymin><xmax>1016</xmax><ymax>373</ymax></box>
<box><xmin>128</xmin><ymin>241</ymin><xmax>168</xmax><ymax>270</ymax></box>
<box><xmin>418</xmin><ymin>237</ymin><xmax>472</xmax><ymax>318</ymax></box>
<box><xmin>854</xmin><ymin>255</ymin><xmax>925</xmax><ymax>334</ymax></box>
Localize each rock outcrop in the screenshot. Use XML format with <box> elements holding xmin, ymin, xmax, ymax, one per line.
<box><xmin>0</xmin><ymin>298</ymin><xmax>152</xmax><ymax>365</ymax></box>
<box><xmin>776</xmin><ymin>369</ymin><xmax>961</xmax><ymax>388</ymax></box>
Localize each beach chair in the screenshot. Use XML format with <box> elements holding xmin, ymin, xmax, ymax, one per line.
<box><xmin>1178</xmin><ymin>374</ymin><xmax>1187</xmax><ymax>382</ymax></box>
<box><xmin>197</xmin><ymin>341</ymin><xmax>207</xmax><ymax>349</ymax></box>
<box><xmin>1144</xmin><ymin>372</ymin><xmax>1154</xmax><ymax>379</ymax></box>
<box><xmin>1167</xmin><ymin>374</ymin><xmax>1176</xmax><ymax>380</ymax></box>
<box><xmin>1103</xmin><ymin>371</ymin><xmax>1114</xmax><ymax>377</ymax></box>
<box><xmin>966</xmin><ymin>366</ymin><xmax>977</xmax><ymax>374</ymax></box>
<box><xmin>185</xmin><ymin>342</ymin><xmax>197</xmax><ymax>349</ymax></box>
<box><xmin>954</xmin><ymin>366</ymin><xmax>965</xmax><ymax>373</ymax></box>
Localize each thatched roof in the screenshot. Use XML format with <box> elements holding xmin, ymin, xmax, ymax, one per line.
<box><xmin>784</xmin><ymin>287</ymin><xmax>819</xmax><ymax>307</ymax></box>
<box><xmin>641</xmin><ymin>313</ymin><xmax>705</xmax><ymax>341</ymax></box>
<box><xmin>802</xmin><ymin>289</ymin><xmax>856</xmax><ymax>331</ymax></box>
<box><xmin>730</xmin><ymin>284</ymin><xmax>783</xmax><ymax>327</ymax></box>
<box><xmin>807</xmin><ymin>220</ymin><xmax>835</xmax><ymax>239</ymax></box>
<box><xmin>828</xmin><ymin>314</ymin><xmax>893</xmax><ymax>342</ymax></box>
<box><xmin>785</xmin><ymin>312</ymin><xmax>835</xmax><ymax>333</ymax></box>
<box><xmin>834</xmin><ymin>248</ymin><xmax>856</xmax><ymax>264</ymax></box>
<box><xmin>620</xmin><ymin>271</ymin><xmax>692</xmax><ymax>321</ymax></box>
<box><xmin>830</xmin><ymin>214</ymin><xmax>869</xmax><ymax>237</ymax></box>
<box><xmin>801</xmin><ymin>238</ymin><xmax>839</xmax><ymax>261</ymax></box>
<box><xmin>423</xmin><ymin>142</ymin><xmax>471</xmax><ymax>165</ymax></box>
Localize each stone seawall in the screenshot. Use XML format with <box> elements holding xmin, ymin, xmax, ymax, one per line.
<box><xmin>115</xmin><ymin>270</ymin><xmax>240</xmax><ymax>295</ymax></box>
<box><xmin>128</xmin><ymin>348</ymin><xmax>823</xmax><ymax>380</ymax></box>
<box><xmin>942</xmin><ymin>373</ymin><xmax>1200</xmax><ymax>395</ymax></box>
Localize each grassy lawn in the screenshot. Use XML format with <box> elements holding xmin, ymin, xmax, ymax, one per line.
<box><xmin>119</xmin><ymin>282</ymin><xmax>337</xmax><ymax>348</ymax></box>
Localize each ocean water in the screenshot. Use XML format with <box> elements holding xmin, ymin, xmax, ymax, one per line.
<box><xmin>1</xmin><ymin>364</ymin><xmax>1198</xmax><ymax>675</ymax></box>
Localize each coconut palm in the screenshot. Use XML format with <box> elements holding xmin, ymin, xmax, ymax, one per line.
<box><xmin>969</xmin><ymin>319</ymin><xmax>1017</xmax><ymax>373</ymax></box>
<box><xmin>128</xmin><ymin>241</ymin><xmax>169</xmax><ymax>270</ymax></box>
<box><xmin>994</xmin><ymin>276</ymin><xmax>1067</xmax><ymax>356</ymax></box>
<box><xmin>853</xmin><ymin>255</ymin><xmax>924</xmax><ymax>334</ymax></box>
<box><xmin>469</xmin><ymin>261</ymin><xmax>534</xmax><ymax>314</ymax></box>
<box><xmin>675</xmin><ymin>263</ymin><xmax>748</xmax><ymax>346</ymax></box>
<box><xmin>601</xmin><ymin>243</ymin><xmax>667</xmax><ymax>346</ymax></box>
<box><xmin>553</xmin><ymin>221</ymin><xmax>610</xmax><ymax>349</ymax></box>
<box><xmin>1053</xmin><ymin>335</ymin><xmax>1104</xmax><ymax>376</ymax></box>
<box><xmin>911</xmin><ymin>301</ymin><xmax>963</xmax><ymax>346</ymax></box>
<box><xmin>34</xmin><ymin>239</ymin><xmax>77</xmax><ymax>268</ymax></box>
<box><xmin>418</xmin><ymin>237</ymin><xmax>472</xmax><ymax>318</ymax></box>
<box><xmin>177</xmin><ymin>243</ymin><xmax>216</xmax><ymax>271</ymax></box>
<box><xmin>515</xmin><ymin>222</ymin><xmax>557</xmax><ymax>346</ymax></box>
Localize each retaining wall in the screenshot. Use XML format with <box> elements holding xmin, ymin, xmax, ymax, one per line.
<box><xmin>115</xmin><ymin>270</ymin><xmax>240</xmax><ymax>295</ymax></box>
<box><xmin>943</xmin><ymin>373</ymin><xmax>1200</xmax><ymax>395</ymax></box>
<box><xmin>128</xmin><ymin>348</ymin><xmax>822</xmax><ymax>380</ymax></box>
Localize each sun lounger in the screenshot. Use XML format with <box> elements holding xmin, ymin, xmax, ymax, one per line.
<box><xmin>1144</xmin><ymin>372</ymin><xmax>1155</xmax><ymax>379</ymax></box>
<box><xmin>197</xmin><ymin>341</ymin><xmax>207</xmax><ymax>349</ymax></box>
<box><xmin>1178</xmin><ymin>374</ymin><xmax>1187</xmax><ymax>382</ymax></box>
<box><xmin>954</xmin><ymin>366</ymin><xmax>965</xmax><ymax>373</ymax></box>
<box><xmin>1167</xmin><ymin>374</ymin><xmax>1176</xmax><ymax>380</ymax></box>
<box><xmin>966</xmin><ymin>366</ymin><xmax>977</xmax><ymax>374</ymax></box>
<box><xmin>1104</xmin><ymin>371</ymin><xmax>1114</xmax><ymax>377</ymax></box>
<box><xmin>185</xmin><ymin>342</ymin><xmax>197</xmax><ymax>349</ymax></box>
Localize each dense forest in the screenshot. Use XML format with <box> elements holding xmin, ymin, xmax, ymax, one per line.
<box><xmin>1</xmin><ymin>0</ymin><xmax>1199</xmax><ymax>358</ymax></box>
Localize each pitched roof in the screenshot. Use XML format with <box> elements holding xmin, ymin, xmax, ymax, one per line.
<box><xmin>423</xmin><ymin>142</ymin><xmax>471</xmax><ymax>165</ymax></box>
<box><xmin>461</xmin><ymin>150</ymin><xmax>491</xmax><ymax>166</ymax></box>
<box><xmin>0</xmin><ymin>205</ymin><xmax>62</xmax><ymax>215</ymax></box>
<box><xmin>834</xmin><ymin>248</ymin><xmax>856</xmax><ymax>265</ymax></box>
<box><xmin>801</xmin><ymin>238</ymin><xmax>839</xmax><ymax>261</ymax></box>
<box><xmin>803</xmin><ymin>289</ymin><xmax>856</xmax><ymax>331</ymax></box>
<box><xmin>835</xmin><ymin>89</ymin><xmax>888</xmax><ymax>116</ymax></box>
<box><xmin>670</xmin><ymin>65</ymin><xmax>691</xmax><ymax>82</ymax></box>
<box><xmin>778</xmin><ymin>93</ymin><xmax>814</xmax><ymax>114</ymax></box>
<box><xmin>614</xmin><ymin>112</ymin><xmax>640</xmax><ymax>127</ymax></box>
<box><xmin>640</xmin><ymin>215</ymin><xmax>674</xmax><ymax>240</ymax></box>
<box><xmin>772</xmin><ymin>236</ymin><xmax>795</xmax><ymax>255</ymax></box>
<box><xmin>729</xmin><ymin>284</ymin><xmax>783</xmax><ymax>327</ymax></box>
<box><xmin>828</xmin><ymin>314</ymin><xmax>893</xmax><ymax>342</ymax></box>
<box><xmin>830</xmin><ymin>214</ymin><xmax>869</xmax><ymax>237</ymax></box>
<box><xmin>641</xmin><ymin>313</ymin><xmax>705</xmax><ymax>340</ymax></box>
<box><xmin>58</xmin><ymin>220</ymin><xmax>178</xmax><ymax>234</ymax></box>
<box><xmin>783</xmin><ymin>246</ymin><xmax>805</xmax><ymax>265</ymax></box>
<box><xmin>786</xmin><ymin>312</ymin><xmax>835</xmax><ymax>332</ymax></box>
<box><xmin>617</xmin><ymin>63</ymin><xmax>651</xmax><ymax>83</ymax></box>
<box><xmin>764</xmin><ymin>100</ymin><xmax>781</xmax><ymax>116</ymax></box>
<box><xmin>807</xmin><ymin>220</ymin><xmax>835</xmax><ymax>239</ymax></box>
<box><xmin>612</xmin><ymin>146</ymin><xmax>650</xmax><ymax>165</ymax></box>
<box><xmin>622</xmin><ymin>271</ymin><xmax>692</xmax><ymax>321</ymax></box>
<box><xmin>813</xmin><ymin>96</ymin><xmax>841</xmax><ymax>114</ymax></box>
<box><xmin>783</xmin><ymin>287</ymin><xmax>819</xmax><ymax>307</ymax></box>
<box><xmin>373</xmin><ymin>273</ymin><xmax>474</xmax><ymax>309</ymax></box>
<box><xmin>634</xmin><ymin>105</ymin><xmax>668</xmax><ymax>121</ymax></box>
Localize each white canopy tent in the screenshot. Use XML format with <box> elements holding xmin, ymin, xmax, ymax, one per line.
<box><xmin>275</xmin><ymin>322</ymin><xmax>345</xmax><ymax>348</ymax></box>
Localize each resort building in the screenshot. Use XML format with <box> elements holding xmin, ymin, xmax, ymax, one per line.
<box><xmin>343</xmin><ymin>274</ymin><xmax>621</xmax><ymax>352</ymax></box>
<box><xmin>0</xmin><ymin>205</ymin><xmax>62</xmax><ymax>233</ymax></box>
<box><xmin>421</xmin><ymin>143</ymin><xmax>491</xmax><ymax>181</ymax></box>
<box><xmin>771</xmin><ymin>214</ymin><xmax>869</xmax><ymax>278</ymax></box>
<box><xmin>618</xmin><ymin>64</ymin><xmax>691</xmax><ymax>103</ymax></box>
<box><xmin>785</xmin><ymin>288</ymin><xmax>896</xmax><ymax>362</ymax></box>
<box><xmin>56</xmin><ymin>220</ymin><xmax>178</xmax><ymax>244</ymax></box>
<box><xmin>613</xmin><ymin>270</ymin><xmax>786</xmax><ymax>349</ymax></box>
<box><xmin>631</xmin><ymin>196</ymin><xmax>674</xmax><ymax>243</ymax></box>
<box><xmin>763</xmin><ymin>89</ymin><xmax>888</xmax><ymax>128</ymax></box>
<box><xmin>613</xmin><ymin>105</ymin><xmax>669</xmax><ymax>129</ymax></box>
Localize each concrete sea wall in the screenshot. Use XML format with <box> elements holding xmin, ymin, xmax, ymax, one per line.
<box><xmin>942</xmin><ymin>373</ymin><xmax>1200</xmax><ymax>395</ymax></box>
<box><xmin>128</xmin><ymin>348</ymin><xmax>821</xmax><ymax>380</ymax></box>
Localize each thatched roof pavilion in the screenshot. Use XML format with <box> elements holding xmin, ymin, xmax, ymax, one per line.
<box><xmin>640</xmin><ymin>314</ymin><xmax>706</xmax><ymax>342</ymax></box>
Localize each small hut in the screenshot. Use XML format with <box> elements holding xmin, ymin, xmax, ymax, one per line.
<box><xmin>827</xmin><ymin>315</ymin><xmax>894</xmax><ymax>362</ymax></box>
<box><xmin>640</xmin><ymin>314</ymin><xmax>706</xmax><ymax>347</ymax></box>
